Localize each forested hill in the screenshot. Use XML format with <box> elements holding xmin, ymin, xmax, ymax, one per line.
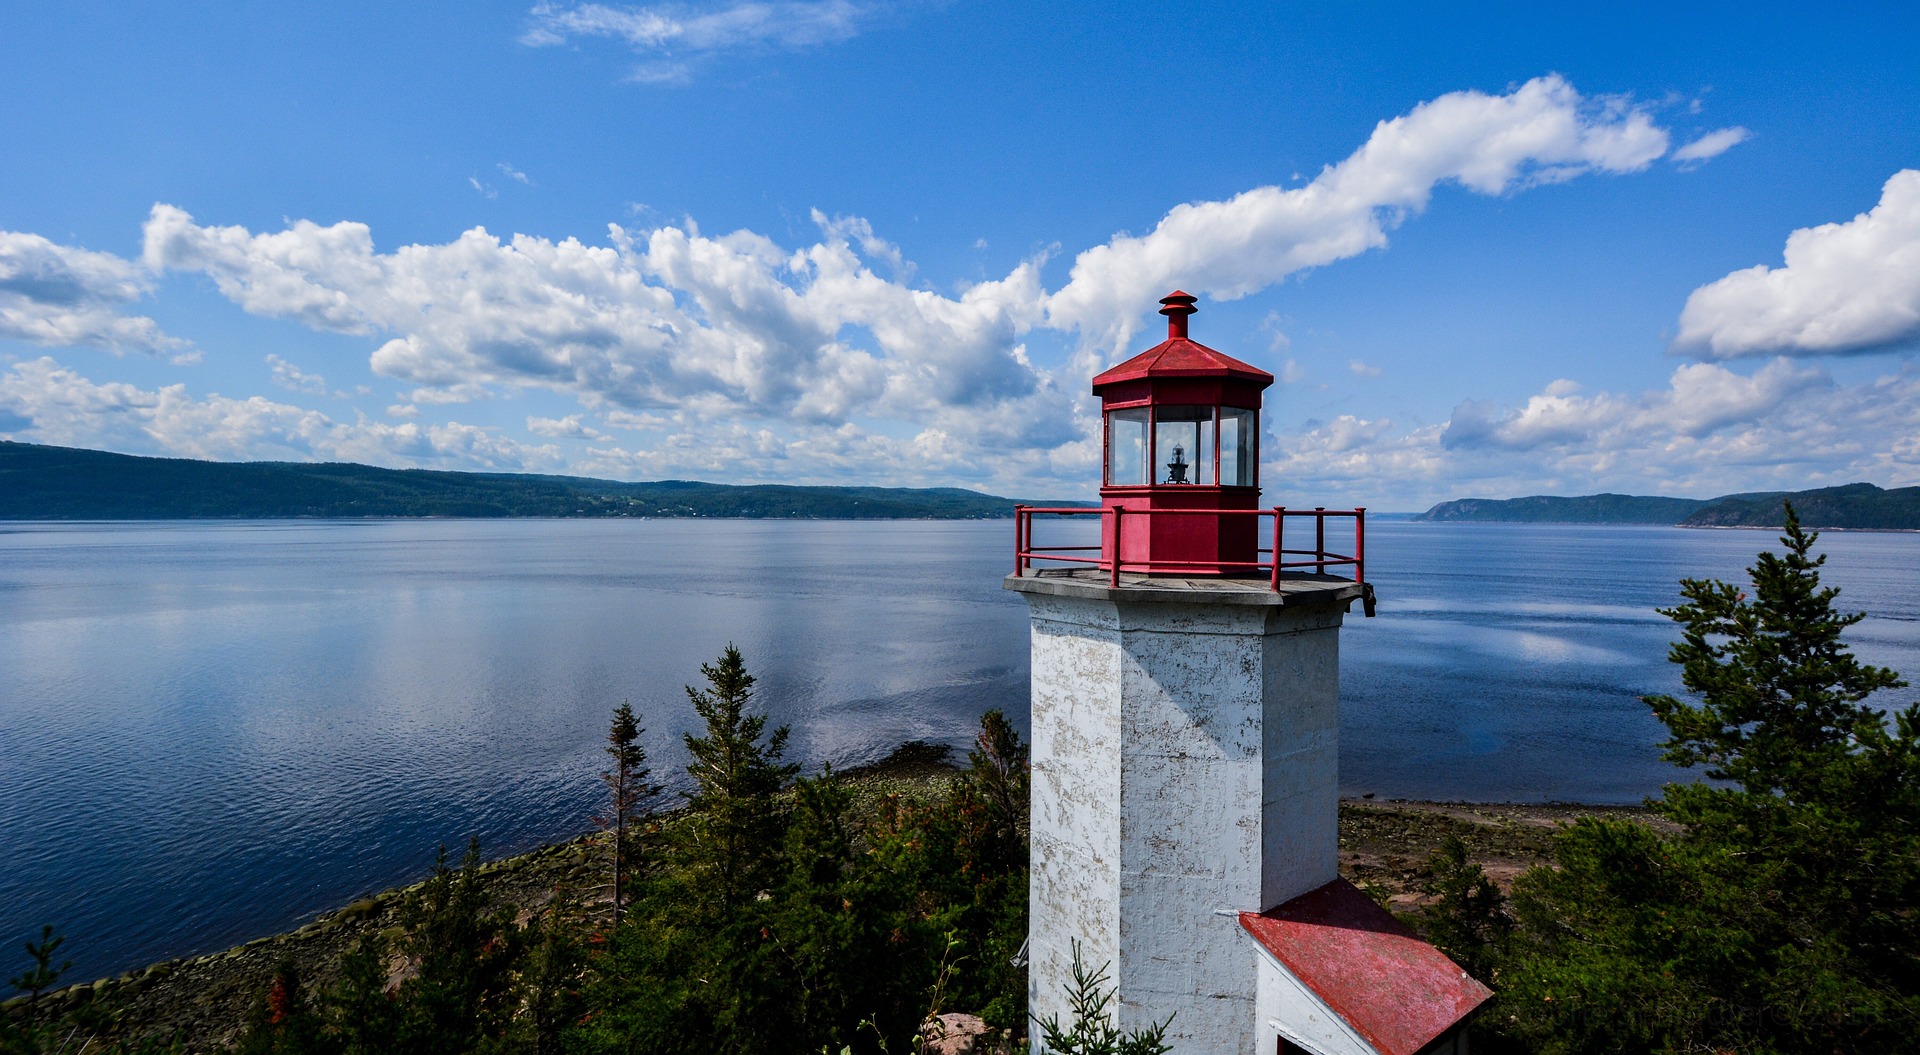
<box><xmin>1679</xmin><ymin>482</ymin><xmax>1920</xmax><ymax>529</ymax></box>
<box><xmin>1413</xmin><ymin>493</ymin><xmax>1715</xmax><ymax>524</ymax></box>
<box><xmin>1416</xmin><ymin>483</ymin><xmax>1920</xmax><ymax>529</ymax></box>
<box><xmin>0</xmin><ymin>441</ymin><xmax>1036</xmax><ymax>520</ymax></box>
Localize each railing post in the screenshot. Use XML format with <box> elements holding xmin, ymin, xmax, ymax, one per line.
<box><xmin>1270</xmin><ymin>507</ymin><xmax>1283</xmax><ymax>591</ymax></box>
<box><xmin>1013</xmin><ymin>505</ymin><xmax>1026</xmax><ymax>577</ymax></box>
<box><xmin>1354</xmin><ymin>507</ymin><xmax>1366</xmax><ymax>584</ymax></box>
<box><xmin>1315</xmin><ymin>507</ymin><xmax>1326</xmax><ymax>574</ymax></box>
<box><xmin>1110</xmin><ymin>507</ymin><xmax>1123</xmax><ymax>588</ymax></box>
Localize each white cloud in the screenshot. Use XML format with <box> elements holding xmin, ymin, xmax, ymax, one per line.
<box><xmin>1428</xmin><ymin>360</ymin><xmax>1912</xmax><ymax>494</ymax></box>
<box><xmin>0</xmin><ymin>357</ymin><xmax>562</xmax><ymax>470</ymax></box>
<box><xmin>469</xmin><ymin>176</ymin><xmax>498</xmax><ymax>199</ymax></box>
<box><xmin>497</xmin><ymin>163</ymin><xmax>533</xmax><ymax>186</ymax></box>
<box><xmin>140</xmin><ymin>203</ymin><xmax>1056</xmax><ymax>434</ymax></box>
<box><xmin>521</xmin><ymin>0</ymin><xmax>879</xmax><ymax>83</ymax></box>
<box><xmin>266</xmin><ymin>354</ymin><xmax>328</xmax><ymax>394</ymax></box>
<box><xmin>527</xmin><ymin>413</ymin><xmax>611</xmax><ymax>440</ymax></box>
<box><xmin>0</xmin><ymin>231</ymin><xmax>184</xmax><ymax>354</ymax></box>
<box><xmin>0</xmin><ymin>75</ymin><xmax>1706</xmax><ymax>495</ymax></box>
<box><xmin>1675</xmin><ymin>169</ymin><xmax>1920</xmax><ymax>359</ymax></box>
<box><xmin>1046</xmin><ymin>75</ymin><xmax>1671</xmax><ymax>349</ymax></box>
<box><xmin>1440</xmin><ymin>361</ymin><xmax>1823</xmax><ymax>452</ymax></box>
<box><xmin>1259</xmin><ymin>359</ymin><xmax>1920</xmax><ymax>509</ymax></box>
<box><xmin>1670</xmin><ymin>126</ymin><xmax>1750</xmax><ymax>164</ymax></box>
<box><xmin>126</xmin><ymin>74</ymin><xmax>1681</xmax><ymax>491</ymax></box>
<box><xmin>1259</xmin><ymin>310</ymin><xmax>1292</xmax><ymax>352</ymax></box>
<box><xmin>1348</xmin><ymin>359</ymin><xmax>1381</xmax><ymax>378</ymax></box>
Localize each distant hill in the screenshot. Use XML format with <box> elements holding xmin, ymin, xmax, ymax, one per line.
<box><xmin>0</xmin><ymin>441</ymin><xmax>1043</xmax><ymax>520</ymax></box>
<box><xmin>1679</xmin><ymin>483</ymin><xmax>1920</xmax><ymax>529</ymax></box>
<box><xmin>1413</xmin><ymin>493</ymin><xmax>1715</xmax><ymax>524</ymax></box>
<box><xmin>1416</xmin><ymin>484</ymin><xmax>1920</xmax><ymax>530</ymax></box>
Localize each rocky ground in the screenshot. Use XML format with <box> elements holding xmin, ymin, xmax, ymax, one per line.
<box><xmin>4</xmin><ymin>749</ymin><xmax>1656</xmax><ymax>1053</ymax></box>
<box><xmin>1337</xmin><ymin>797</ymin><xmax>1663</xmax><ymax>908</ymax></box>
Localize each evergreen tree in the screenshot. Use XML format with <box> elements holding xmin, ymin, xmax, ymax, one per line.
<box><xmin>233</xmin><ymin>960</ymin><xmax>331</xmax><ymax>1055</ymax></box>
<box><xmin>573</xmin><ymin>646</ymin><xmax>800</xmax><ymax>1055</ymax></box>
<box><xmin>326</xmin><ymin>932</ymin><xmax>404</xmax><ymax>1055</ymax></box>
<box><xmin>1033</xmin><ymin>942</ymin><xmax>1172</xmax><ymax>1055</ymax></box>
<box><xmin>866</xmin><ymin>710</ymin><xmax>1032</xmax><ymax>1039</ymax></box>
<box><xmin>513</xmin><ymin>887</ymin><xmax>587</xmax><ymax>1055</ymax></box>
<box><xmin>1499</xmin><ymin>505</ymin><xmax>1920</xmax><ymax>1052</ymax></box>
<box><xmin>963</xmin><ymin>708</ymin><xmax>1030</xmax><ymax>876</ymax></box>
<box><xmin>1647</xmin><ymin>504</ymin><xmax>1906</xmax><ymax>801</ymax></box>
<box><xmin>1409</xmin><ymin>835</ymin><xmax>1509</xmax><ymax>985</ymax></box>
<box><xmin>762</xmin><ymin>769</ymin><xmax>936</xmax><ymax>1054</ymax></box>
<box><xmin>679</xmin><ymin>644</ymin><xmax>798</xmax><ymax>913</ymax></box>
<box><xmin>598</xmin><ymin>702</ymin><xmax>656</xmax><ymax>929</ymax></box>
<box><xmin>8</xmin><ymin>927</ymin><xmax>68</xmax><ymax>1005</ymax></box>
<box><xmin>390</xmin><ymin>840</ymin><xmax>524</xmax><ymax>1054</ymax></box>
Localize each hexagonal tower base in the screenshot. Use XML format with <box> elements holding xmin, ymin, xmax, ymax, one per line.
<box><xmin>1005</xmin><ymin>569</ymin><xmax>1368</xmax><ymax>1055</ymax></box>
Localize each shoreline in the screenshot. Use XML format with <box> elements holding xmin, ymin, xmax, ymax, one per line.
<box><xmin>4</xmin><ymin>753</ymin><xmax>1656</xmax><ymax>1052</ymax></box>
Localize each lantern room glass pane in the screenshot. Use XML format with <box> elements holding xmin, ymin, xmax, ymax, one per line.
<box><xmin>1106</xmin><ymin>408</ymin><xmax>1149</xmax><ymax>486</ymax></box>
<box><xmin>1219</xmin><ymin>407</ymin><xmax>1256</xmax><ymax>487</ymax></box>
<box><xmin>1154</xmin><ymin>405</ymin><xmax>1212</xmax><ymax>485</ymax></box>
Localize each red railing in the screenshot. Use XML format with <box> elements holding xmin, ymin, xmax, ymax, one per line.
<box><xmin>1013</xmin><ymin>505</ymin><xmax>1365</xmax><ymax>590</ymax></box>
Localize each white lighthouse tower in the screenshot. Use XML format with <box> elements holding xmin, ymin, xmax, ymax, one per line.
<box><xmin>1008</xmin><ymin>293</ymin><xmax>1487</xmax><ymax>1055</ymax></box>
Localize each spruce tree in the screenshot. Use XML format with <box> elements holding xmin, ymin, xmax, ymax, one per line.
<box><xmin>599</xmin><ymin>701</ymin><xmax>656</xmax><ymax>929</ymax></box>
<box><xmin>679</xmin><ymin>644</ymin><xmax>798</xmax><ymax>914</ymax></box>
<box><xmin>390</xmin><ymin>840</ymin><xmax>523</xmax><ymax>1054</ymax></box>
<box><xmin>8</xmin><ymin>926</ymin><xmax>68</xmax><ymax>1004</ymax></box>
<box><xmin>1646</xmin><ymin>503</ymin><xmax>1905</xmax><ymax>803</ymax></box>
<box><xmin>1499</xmin><ymin>504</ymin><xmax>1920</xmax><ymax>1052</ymax></box>
<box><xmin>1410</xmin><ymin>835</ymin><xmax>1508</xmax><ymax>984</ymax></box>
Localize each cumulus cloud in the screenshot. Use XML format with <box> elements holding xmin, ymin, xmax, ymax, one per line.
<box><xmin>140</xmin><ymin>203</ymin><xmax>1057</xmax><ymax>437</ymax></box>
<box><xmin>1670</xmin><ymin>126</ymin><xmax>1751</xmax><ymax>164</ymax></box>
<box><xmin>1046</xmin><ymin>74</ymin><xmax>1670</xmax><ymax>349</ymax></box>
<box><xmin>1441</xmin><ymin>361</ymin><xmax>1822</xmax><ymax>452</ymax></box>
<box><xmin>1418</xmin><ymin>360</ymin><xmax>1915</xmax><ymax>496</ymax></box>
<box><xmin>521</xmin><ymin>0</ymin><xmax>879</xmax><ymax>82</ymax></box>
<box><xmin>1674</xmin><ymin>169</ymin><xmax>1920</xmax><ymax>358</ymax></box>
<box><xmin>123</xmin><ymin>74</ymin><xmax>1679</xmax><ymax>487</ymax></box>
<box><xmin>0</xmin><ymin>357</ymin><xmax>561</xmax><ymax>470</ymax></box>
<box><xmin>0</xmin><ymin>74</ymin><xmax>1719</xmax><ymax>495</ymax></box>
<box><xmin>1257</xmin><ymin>359</ymin><xmax>1920</xmax><ymax>509</ymax></box>
<box><xmin>0</xmin><ymin>232</ymin><xmax>184</xmax><ymax>354</ymax></box>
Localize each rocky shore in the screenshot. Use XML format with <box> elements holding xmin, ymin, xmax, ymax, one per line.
<box><xmin>4</xmin><ymin>749</ymin><xmax>1654</xmax><ymax>1053</ymax></box>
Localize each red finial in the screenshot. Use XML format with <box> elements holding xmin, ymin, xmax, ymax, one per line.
<box><xmin>1159</xmin><ymin>290</ymin><xmax>1198</xmax><ymax>339</ymax></box>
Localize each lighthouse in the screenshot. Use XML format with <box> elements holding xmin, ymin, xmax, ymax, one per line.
<box><xmin>1008</xmin><ymin>293</ymin><xmax>1487</xmax><ymax>1055</ymax></box>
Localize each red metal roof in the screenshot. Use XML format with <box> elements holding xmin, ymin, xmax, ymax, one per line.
<box><xmin>1089</xmin><ymin>337</ymin><xmax>1274</xmax><ymax>390</ymax></box>
<box><xmin>1239</xmin><ymin>880</ymin><xmax>1491</xmax><ymax>1055</ymax></box>
<box><xmin>1091</xmin><ymin>291</ymin><xmax>1274</xmax><ymax>393</ymax></box>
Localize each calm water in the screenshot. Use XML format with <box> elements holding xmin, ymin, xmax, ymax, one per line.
<box><xmin>3</xmin><ymin>518</ymin><xmax>1917</xmax><ymax>981</ymax></box>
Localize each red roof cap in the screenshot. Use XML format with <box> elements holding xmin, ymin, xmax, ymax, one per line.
<box><xmin>1159</xmin><ymin>290</ymin><xmax>1198</xmax><ymax>322</ymax></box>
<box><xmin>1090</xmin><ymin>337</ymin><xmax>1274</xmax><ymax>391</ymax></box>
<box><xmin>1239</xmin><ymin>880</ymin><xmax>1492</xmax><ymax>1055</ymax></box>
<box><xmin>1092</xmin><ymin>291</ymin><xmax>1273</xmax><ymax>393</ymax></box>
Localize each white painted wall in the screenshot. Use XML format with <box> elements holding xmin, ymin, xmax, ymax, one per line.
<box><xmin>1021</xmin><ymin>589</ymin><xmax>1346</xmax><ymax>1055</ymax></box>
<box><xmin>1252</xmin><ymin>943</ymin><xmax>1376</xmax><ymax>1055</ymax></box>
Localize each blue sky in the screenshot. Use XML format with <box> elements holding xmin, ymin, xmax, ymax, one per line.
<box><xmin>2</xmin><ymin>2</ymin><xmax>1917</xmax><ymax>510</ymax></box>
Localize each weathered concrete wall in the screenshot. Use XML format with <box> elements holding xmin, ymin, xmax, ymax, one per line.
<box><xmin>1022</xmin><ymin>591</ymin><xmax>1345</xmax><ymax>1055</ymax></box>
<box><xmin>1028</xmin><ymin>594</ymin><xmax>1125</xmax><ymax>1024</ymax></box>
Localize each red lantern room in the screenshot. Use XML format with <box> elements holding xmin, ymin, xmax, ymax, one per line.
<box><xmin>1092</xmin><ymin>291</ymin><xmax>1273</xmax><ymax>576</ymax></box>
